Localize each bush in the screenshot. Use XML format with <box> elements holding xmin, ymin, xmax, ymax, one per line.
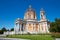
<box><xmin>51</xmin><ymin>32</ymin><xmax>60</xmax><ymax>38</ymax></box>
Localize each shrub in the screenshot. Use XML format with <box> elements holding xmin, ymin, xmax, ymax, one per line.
<box><xmin>51</xmin><ymin>32</ymin><xmax>60</xmax><ymax>38</ymax></box>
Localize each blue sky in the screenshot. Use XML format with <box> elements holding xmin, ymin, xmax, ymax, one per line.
<box><xmin>0</xmin><ymin>0</ymin><xmax>60</xmax><ymax>30</ymax></box>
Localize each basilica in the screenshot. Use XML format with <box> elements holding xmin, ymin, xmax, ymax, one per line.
<box><xmin>14</xmin><ymin>5</ymin><xmax>50</xmax><ymax>34</ymax></box>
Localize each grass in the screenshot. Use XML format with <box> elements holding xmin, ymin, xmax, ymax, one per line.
<box><xmin>5</xmin><ymin>34</ymin><xmax>53</xmax><ymax>40</ymax></box>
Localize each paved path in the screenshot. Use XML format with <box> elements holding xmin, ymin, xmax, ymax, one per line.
<box><xmin>0</xmin><ymin>38</ymin><xmax>29</xmax><ymax>40</ymax></box>
<box><xmin>0</xmin><ymin>34</ymin><xmax>6</xmax><ymax>36</ymax></box>
<box><xmin>0</xmin><ymin>34</ymin><xmax>29</xmax><ymax>40</ymax></box>
<box><xmin>55</xmin><ymin>38</ymin><xmax>60</xmax><ymax>40</ymax></box>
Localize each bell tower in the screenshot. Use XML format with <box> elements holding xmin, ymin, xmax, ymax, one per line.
<box><xmin>40</xmin><ymin>8</ymin><xmax>46</xmax><ymax>21</ymax></box>
<box><xmin>39</xmin><ymin>8</ymin><xmax>49</xmax><ymax>33</ymax></box>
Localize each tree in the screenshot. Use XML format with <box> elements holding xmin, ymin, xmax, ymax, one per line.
<box><xmin>50</xmin><ymin>22</ymin><xmax>58</xmax><ymax>32</ymax></box>
<box><xmin>55</xmin><ymin>18</ymin><xmax>60</xmax><ymax>32</ymax></box>
<box><xmin>50</xmin><ymin>18</ymin><xmax>60</xmax><ymax>33</ymax></box>
<box><xmin>10</xmin><ymin>28</ymin><xmax>14</xmax><ymax>31</ymax></box>
<box><xmin>1</xmin><ymin>27</ymin><xmax>7</xmax><ymax>32</ymax></box>
<box><xmin>0</xmin><ymin>27</ymin><xmax>7</xmax><ymax>34</ymax></box>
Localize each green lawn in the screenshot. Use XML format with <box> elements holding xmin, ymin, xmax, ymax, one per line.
<box><xmin>6</xmin><ymin>34</ymin><xmax>53</xmax><ymax>40</ymax></box>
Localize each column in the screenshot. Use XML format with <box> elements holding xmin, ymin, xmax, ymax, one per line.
<box><xmin>33</xmin><ymin>24</ymin><xmax>34</xmax><ymax>32</ymax></box>
<box><xmin>31</xmin><ymin>23</ymin><xmax>33</xmax><ymax>33</ymax></box>
<box><xmin>39</xmin><ymin>23</ymin><xmax>42</xmax><ymax>33</ymax></box>
<box><xmin>26</xmin><ymin>24</ymin><xmax>28</xmax><ymax>32</ymax></box>
<box><xmin>14</xmin><ymin>24</ymin><xmax>16</xmax><ymax>34</ymax></box>
<box><xmin>23</xmin><ymin>23</ymin><xmax>26</xmax><ymax>31</ymax></box>
<box><xmin>38</xmin><ymin>24</ymin><xmax>40</xmax><ymax>33</ymax></box>
<box><xmin>14</xmin><ymin>24</ymin><xmax>16</xmax><ymax>32</ymax></box>
<box><xmin>20</xmin><ymin>24</ymin><xmax>22</xmax><ymax>32</ymax></box>
<box><xmin>34</xmin><ymin>24</ymin><xmax>36</xmax><ymax>33</ymax></box>
<box><xmin>46</xmin><ymin>23</ymin><xmax>49</xmax><ymax>33</ymax></box>
<box><xmin>39</xmin><ymin>24</ymin><xmax>40</xmax><ymax>32</ymax></box>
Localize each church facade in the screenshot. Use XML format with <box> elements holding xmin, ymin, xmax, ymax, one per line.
<box><xmin>14</xmin><ymin>5</ymin><xmax>50</xmax><ymax>34</ymax></box>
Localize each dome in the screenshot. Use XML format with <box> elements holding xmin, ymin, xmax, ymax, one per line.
<box><xmin>24</xmin><ymin>5</ymin><xmax>36</xmax><ymax>20</ymax></box>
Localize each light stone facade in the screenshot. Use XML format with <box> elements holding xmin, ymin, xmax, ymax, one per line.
<box><xmin>14</xmin><ymin>5</ymin><xmax>50</xmax><ymax>34</ymax></box>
